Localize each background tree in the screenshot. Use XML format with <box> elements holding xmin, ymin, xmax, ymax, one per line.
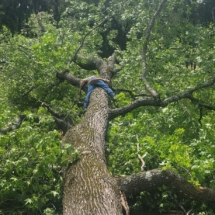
<box><xmin>0</xmin><ymin>0</ymin><xmax>67</xmax><ymax>34</ymax></box>
<box><xmin>1</xmin><ymin>0</ymin><xmax>215</xmax><ymax>214</ymax></box>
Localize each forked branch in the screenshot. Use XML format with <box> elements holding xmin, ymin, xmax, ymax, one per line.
<box><xmin>67</xmin><ymin>17</ymin><xmax>108</xmax><ymax>68</ymax></box>
<box><xmin>142</xmin><ymin>0</ymin><xmax>167</xmax><ymax>98</ymax></box>
<box><xmin>109</xmin><ymin>97</ymin><xmax>163</xmax><ymax>120</ymax></box>
<box><xmin>136</xmin><ymin>135</ymin><xmax>146</xmax><ymax>171</ymax></box>
<box><xmin>41</xmin><ymin>102</ymin><xmax>74</xmax><ymax>134</ymax></box>
<box><xmin>109</xmin><ymin>75</ymin><xmax>215</xmax><ymax>119</ymax></box>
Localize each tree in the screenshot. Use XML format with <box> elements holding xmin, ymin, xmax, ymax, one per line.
<box><xmin>0</xmin><ymin>0</ymin><xmax>67</xmax><ymax>34</ymax></box>
<box><xmin>1</xmin><ymin>0</ymin><xmax>215</xmax><ymax>214</ymax></box>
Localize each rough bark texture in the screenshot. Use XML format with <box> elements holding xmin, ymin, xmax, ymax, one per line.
<box><xmin>62</xmin><ymin>88</ymin><xmax>123</xmax><ymax>215</ymax></box>
<box><xmin>121</xmin><ymin>169</ymin><xmax>215</xmax><ymax>203</ymax></box>
<box><xmin>56</xmin><ymin>57</ymin><xmax>215</xmax><ymax>214</ymax></box>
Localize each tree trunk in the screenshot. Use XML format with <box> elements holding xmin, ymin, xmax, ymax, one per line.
<box><xmin>62</xmin><ymin>88</ymin><xmax>123</xmax><ymax>215</ymax></box>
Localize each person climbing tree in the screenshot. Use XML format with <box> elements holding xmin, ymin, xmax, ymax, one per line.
<box><xmin>79</xmin><ymin>76</ymin><xmax>115</xmax><ymax>110</ymax></box>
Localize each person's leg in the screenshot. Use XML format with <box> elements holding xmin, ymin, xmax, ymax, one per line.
<box><xmin>95</xmin><ymin>80</ymin><xmax>115</xmax><ymax>98</ymax></box>
<box><xmin>83</xmin><ymin>84</ymin><xmax>95</xmax><ymax>110</ymax></box>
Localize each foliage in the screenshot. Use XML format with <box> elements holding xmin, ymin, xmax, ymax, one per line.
<box><xmin>0</xmin><ymin>108</ymin><xmax>79</xmax><ymax>214</ymax></box>
<box><xmin>1</xmin><ymin>0</ymin><xmax>215</xmax><ymax>214</ymax></box>
<box><xmin>107</xmin><ymin>104</ymin><xmax>215</xmax><ymax>213</ymax></box>
<box><xmin>0</xmin><ymin>0</ymin><xmax>68</xmax><ymax>34</ymax></box>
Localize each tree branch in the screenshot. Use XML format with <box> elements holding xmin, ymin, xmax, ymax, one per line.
<box><xmin>136</xmin><ymin>135</ymin><xmax>146</xmax><ymax>171</ymax></box>
<box><xmin>107</xmin><ymin>53</ymin><xmax>116</xmax><ymax>73</ymax></box>
<box><xmin>41</xmin><ymin>102</ymin><xmax>74</xmax><ymax>134</ymax></box>
<box><xmin>113</xmin><ymin>88</ymin><xmax>136</xmax><ymax>99</ymax></box>
<box><xmin>0</xmin><ymin>114</ymin><xmax>26</xmax><ymax>134</ymax></box>
<box><xmin>168</xmin><ymin>193</ymin><xmax>190</xmax><ymax>215</ymax></box>
<box><xmin>163</xmin><ymin>76</ymin><xmax>215</xmax><ymax>105</ymax></box>
<box><xmin>67</xmin><ymin>17</ymin><xmax>108</xmax><ymax>68</ymax></box>
<box><xmin>56</xmin><ymin>69</ymin><xmax>81</xmax><ymax>88</ymax></box>
<box><xmin>137</xmin><ymin>143</ymin><xmax>146</xmax><ymax>171</ymax></box>
<box><xmin>69</xmin><ymin>55</ymin><xmax>98</xmax><ymax>71</ymax></box>
<box><xmin>142</xmin><ymin>0</ymin><xmax>167</xmax><ymax>98</ymax></box>
<box><xmin>113</xmin><ymin>88</ymin><xmax>150</xmax><ymax>100</ymax></box>
<box><xmin>120</xmin><ymin>191</ymin><xmax>129</xmax><ymax>215</ymax></box>
<box><xmin>37</xmin><ymin>12</ymin><xmax>46</xmax><ymax>32</ymax></box>
<box><xmin>109</xmin><ymin>97</ymin><xmax>164</xmax><ymax>120</ymax></box>
<box><xmin>120</xmin><ymin>168</ymin><xmax>215</xmax><ymax>203</ymax></box>
<box><xmin>109</xmin><ymin>75</ymin><xmax>215</xmax><ymax>119</ymax></box>
<box><xmin>112</xmin><ymin>64</ymin><xmax>125</xmax><ymax>75</ymax></box>
<box><xmin>0</xmin><ymin>103</ymin><xmax>74</xmax><ymax>136</ymax></box>
<box><xmin>18</xmin><ymin>45</ymin><xmax>32</xmax><ymax>58</ymax></box>
<box><xmin>188</xmin><ymin>95</ymin><xmax>215</xmax><ymax>111</ymax></box>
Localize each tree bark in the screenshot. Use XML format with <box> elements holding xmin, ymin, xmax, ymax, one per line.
<box><xmin>58</xmin><ymin>59</ymin><xmax>215</xmax><ymax>214</ymax></box>
<box><xmin>62</xmin><ymin>88</ymin><xmax>123</xmax><ymax>215</ymax></box>
<box><xmin>121</xmin><ymin>169</ymin><xmax>215</xmax><ymax>203</ymax></box>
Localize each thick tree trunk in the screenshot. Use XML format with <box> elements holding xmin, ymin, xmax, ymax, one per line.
<box><xmin>55</xmin><ymin>51</ymin><xmax>215</xmax><ymax>214</ymax></box>
<box><xmin>62</xmin><ymin>88</ymin><xmax>123</xmax><ymax>215</ymax></box>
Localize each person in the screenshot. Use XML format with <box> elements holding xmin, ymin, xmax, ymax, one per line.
<box><xmin>79</xmin><ymin>76</ymin><xmax>115</xmax><ymax>110</ymax></box>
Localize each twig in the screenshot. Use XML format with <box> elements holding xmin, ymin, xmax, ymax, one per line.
<box><xmin>136</xmin><ymin>135</ymin><xmax>146</xmax><ymax>171</ymax></box>
<box><xmin>112</xmin><ymin>64</ymin><xmax>125</xmax><ymax>75</ymax></box>
<box><xmin>109</xmin><ymin>75</ymin><xmax>215</xmax><ymax>120</ymax></box>
<box><xmin>169</xmin><ymin>192</ymin><xmax>192</xmax><ymax>215</ymax></box>
<box><xmin>120</xmin><ymin>191</ymin><xmax>130</xmax><ymax>215</ymax></box>
<box><xmin>178</xmin><ymin>165</ymin><xmax>193</xmax><ymax>181</ymax></box>
<box><xmin>22</xmin><ymin>86</ymin><xmax>36</xmax><ymax>97</ymax></box>
<box><xmin>188</xmin><ymin>95</ymin><xmax>215</xmax><ymax>111</ymax></box>
<box><xmin>198</xmin><ymin>107</ymin><xmax>203</xmax><ymax>127</ymax></box>
<box><xmin>67</xmin><ymin>17</ymin><xmax>108</xmax><ymax>67</ymax></box>
<box><xmin>113</xmin><ymin>88</ymin><xmax>150</xmax><ymax>100</ymax></box>
<box><xmin>134</xmin><ymin>93</ymin><xmax>151</xmax><ymax>98</ymax></box>
<box><xmin>18</xmin><ymin>44</ymin><xmax>32</xmax><ymax>53</ymax></box>
<box><xmin>113</xmin><ymin>88</ymin><xmax>135</xmax><ymax>99</ymax></box>
<box><xmin>142</xmin><ymin>0</ymin><xmax>167</xmax><ymax>98</ymax></box>
<box><xmin>37</xmin><ymin>12</ymin><xmax>46</xmax><ymax>32</ymax></box>
<box><xmin>41</xmin><ymin>102</ymin><xmax>74</xmax><ymax>134</ymax></box>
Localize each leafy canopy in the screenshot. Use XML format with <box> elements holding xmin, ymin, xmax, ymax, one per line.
<box><xmin>1</xmin><ymin>0</ymin><xmax>215</xmax><ymax>214</ymax></box>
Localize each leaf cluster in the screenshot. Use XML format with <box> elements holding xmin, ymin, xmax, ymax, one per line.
<box><xmin>1</xmin><ymin>0</ymin><xmax>215</xmax><ymax>214</ymax></box>
<box><xmin>0</xmin><ymin>109</ymin><xmax>78</xmax><ymax>215</ymax></box>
